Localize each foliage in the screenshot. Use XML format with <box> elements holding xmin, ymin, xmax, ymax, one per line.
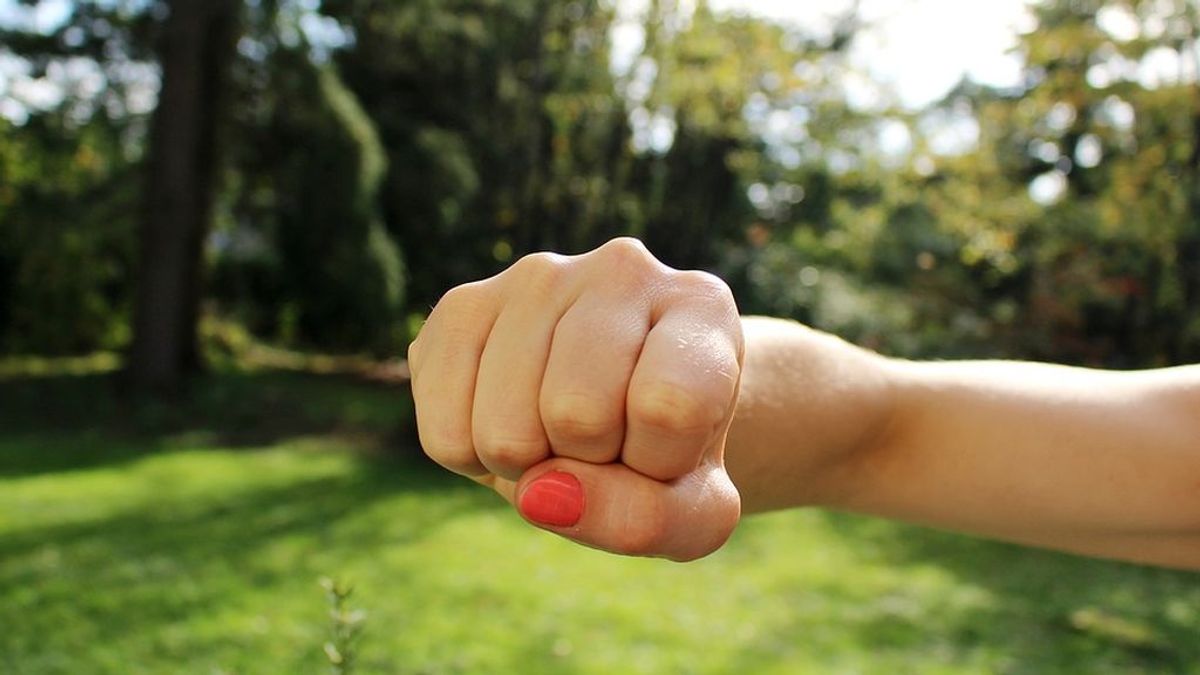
<box><xmin>0</xmin><ymin>0</ymin><xmax>159</xmax><ymax>355</ymax></box>
<box><xmin>320</xmin><ymin>577</ymin><xmax>366</xmax><ymax>675</ymax></box>
<box><xmin>322</xmin><ymin>0</ymin><xmax>635</xmax><ymax>304</ymax></box>
<box><xmin>940</xmin><ymin>0</ymin><xmax>1200</xmax><ymax>365</ymax></box>
<box><xmin>0</xmin><ymin>91</ymin><xmax>141</xmax><ymax>355</ymax></box>
<box><xmin>216</xmin><ymin>48</ymin><xmax>407</xmax><ymax>354</ymax></box>
<box><xmin>1</xmin><ymin>0</ymin><xmax>1199</xmax><ymax>368</ymax></box>
<box><xmin>722</xmin><ymin>0</ymin><xmax>1200</xmax><ymax>365</ymax></box>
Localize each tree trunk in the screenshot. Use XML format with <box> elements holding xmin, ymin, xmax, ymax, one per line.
<box><xmin>127</xmin><ymin>0</ymin><xmax>238</xmax><ymax>391</ymax></box>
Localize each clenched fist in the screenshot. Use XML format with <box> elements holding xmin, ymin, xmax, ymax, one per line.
<box><xmin>408</xmin><ymin>238</ymin><xmax>744</xmax><ymax>561</ymax></box>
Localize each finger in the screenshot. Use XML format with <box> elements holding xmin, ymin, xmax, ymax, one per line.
<box><xmin>469</xmin><ymin>473</ymin><xmax>517</xmax><ymax>503</ymax></box>
<box><xmin>472</xmin><ymin>256</ymin><xmax>574</xmax><ymax>480</ymax></box>
<box><xmin>513</xmin><ymin>457</ymin><xmax>741</xmax><ymax>562</ymax></box>
<box><xmin>539</xmin><ymin>292</ymin><xmax>651</xmax><ymax>465</ymax></box>
<box><xmin>411</xmin><ymin>283</ymin><xmax>497</xmax><ymax>477</ymax></box>
<box><xmin>621</xmin><ymin>273</ymin><xmax>743</xmax><ymax>481</ymax></box>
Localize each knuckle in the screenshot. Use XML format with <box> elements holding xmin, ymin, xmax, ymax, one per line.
<box><xmin>516</xmin><ymin>250</ymin><xmax>565</xmax><ymax>270</ymax></box>
<box><xmin>542</xmin><ymin>393</ymin><xmax>620</xmax><ymax>443</ymax></box>
<box><xmin>417</xmin><ymin>430</ymin><xmax>481</xmax><ymax>475</ymax></box>
<box><xmin>630</xmin><ymin>453</ymin><xmax>699</xmax><ymax>483</ymax></box>
<box><xmin>476</xmin><ymin>434</ymin><xmax>548</xmax><ymax>470</ymax></box>
<box><xmin>425</xmin><ymin>283</ymin><xmax>497</xmax><ymax>350</ymax></box>
<box><xmin>436</xmin><ymin>283</ymin><xmax>475</xmax><ymax>310</ymax></box>
<box><xmin>509</xmin><ymin>251</ymin><xmax>569</xmax><ymax>289</ymax></box>
<box><xmin>628</xmin><ymin>381</ymin><xmax>720</xmax><ymax>435</ymax></box>
<box><xmin>442</xmin><ymin>456</ymin><xmax>486</xmax><ymax>476</ymax></box>
<box><xmin>595</xmin><ymin>237</ymin><xmax>663</xmax><ymax>281</ymax></box>
<box><xmin>406</xmin><ymin>338</ymin><xmax>422</xmax><ymax>372</ymax></box>
<box><xmin>673</xmin><ymin>270</ymin><xmax>735</xmax><ymax>305</ymax></box>
<box><xmin>433</xmin><ymin>281</ymin><xmax>491</xmax><ymax>319</ymax></box>
<box><xmin>599</xmin><ymin>237</ymin><xmax>651</xmax><ymax>261</ymax></box>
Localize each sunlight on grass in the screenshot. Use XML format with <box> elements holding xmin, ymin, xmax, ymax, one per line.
<box><xmin>0</xmin><ymin>352</ymin><xmax>121</xmax><ymax>378</ymax></box>
<box><xmin>1</xmin><ymin>372</ymin><xmax>1197</xmax><ymax>674</ymax></box>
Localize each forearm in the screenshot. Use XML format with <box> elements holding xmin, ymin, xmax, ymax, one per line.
<box><xmin>852</xmin><ymin>360</ymin><xmax>1200</xmax><ymax>569</ymax></box>
<box><xmin>726</xmin><ymin>317</ymin><xmax>1200</xmax><ymax>570</ymax></box>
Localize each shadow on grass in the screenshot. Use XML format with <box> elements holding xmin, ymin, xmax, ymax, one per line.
<box><xmin>0</xmin><ymin>366</ymin><xmax>513</xmax><ymax>672</ymax></box>
<box><xmin>781</xmin><ymin>511</ymin><xmax>1200</xmax><ymax>673</ymax></box>
<box><xmin>0</xmin><ymin>368</ymin><xmax>419</xmax><ymax>477</ymax></box>
<box><xmin>0</xmin><ymin>455</ymin><xmax>460</xmax><ymax>562</ymax></box>
<box><xmin>0</xmin><ymin>453</ymin><xmax>502</xmax><ymax>666</ymax></box>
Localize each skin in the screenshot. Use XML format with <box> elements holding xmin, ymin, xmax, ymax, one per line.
<box><xmin>409</xmin><ymin>238</ymin><xmax>1200</xmax><ymax>569</ymax></box>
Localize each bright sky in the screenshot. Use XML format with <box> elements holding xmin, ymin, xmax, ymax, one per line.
<box><xmin>3</xmin><ymin>0</ymin><xmax>1035</xmax><ymax>113</ymax></box>
<box><xmin>617</xmin><ymin>0</ymin><xmax>1037</xmax><ymax>110</ymax></box>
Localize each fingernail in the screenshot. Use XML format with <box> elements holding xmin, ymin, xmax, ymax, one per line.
<box><xmin>519</xmin><ymin>471</ymin><xmax>584</xmax><ymax>527</ymax></box>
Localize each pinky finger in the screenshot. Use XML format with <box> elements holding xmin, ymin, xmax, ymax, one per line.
<box><xmin>412</xmin><ymin>284</ymin><xmax>498</xmax><ymax>476</ymax></box>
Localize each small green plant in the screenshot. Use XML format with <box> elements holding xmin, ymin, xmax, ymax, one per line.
<box><xmin>320</xmin><ymin>576</ymin><xmax>367</xmax><ymax>675</ymax></box>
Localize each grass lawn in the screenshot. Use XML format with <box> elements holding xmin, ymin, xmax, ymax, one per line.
<box><xmin>1</xmin><ymin>364</ymin><xmax>1197</xmax><ymax>674</ymax></box>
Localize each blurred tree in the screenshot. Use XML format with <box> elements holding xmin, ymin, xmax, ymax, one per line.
<box><xmin>3</xmin><ymin>0</ymin><xmax>1197</xmax><ymax>374</ymax></box>
<box><xmin>841</xmin><ymin>0</ymin><xmax>1200</xmax><ymax>365</ymax></box>
<box><xmin>638</xmin><ymin>0</ymin><xmax>869</xmax><ymax>273</ymax></box>
<box><xmin>258</xmin><ymin>49</ymin><xmax>406</xmax><ymax>353</ymax></box>
<box><xmin>322</xmin><ymin>0</ymin><xmax>631</xmax><ymax>311</ymax></box>
<box><xmin>986</xmin><ymin>0</ymin><xmax>1200</xmax><ymax>364</ymax></box>
<box><xmin>128</xmin><ymin>0</ymin><xmax>240</xmax><ymax>390</ymax></box>
<box><xmin>0</xmin><ymin>115</ymin><xmax>140</xmax><ymax>354</ymax></box>
<box><xmin>0</xmin><ymin>0</ymin><xmax>157</xmax><ymax>355</ymax></box>
<box><xmin>202</xmin><ymin>1</ymin><xmax>412</xmax><ymax>354</ymax></box>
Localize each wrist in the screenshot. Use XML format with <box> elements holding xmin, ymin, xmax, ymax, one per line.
<box><xmin>726</xmin><ymin>317</ymin><xmax>902</xmax><ymax>512</ymax></box>
<box><xmin>811</xmin><ymin>349</ymin><xmax>907</xmax><ymax>511</ymax></box>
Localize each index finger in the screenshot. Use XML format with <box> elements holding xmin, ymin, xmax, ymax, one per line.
<box><xmin>621</xmin><ymin>272</ymin><xmax>743</xmax><ymax>482</ymax></box>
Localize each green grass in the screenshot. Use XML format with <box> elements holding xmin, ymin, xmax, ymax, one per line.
<box><xmin>1</xmin><ymin>365</ymin><xmax>1197</xmax><ymax>674</ymax></box>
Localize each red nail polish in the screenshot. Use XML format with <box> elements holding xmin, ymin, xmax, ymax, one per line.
<box><xmin>519</xmin><ymin>471</ymin><xmax>584</xmax><ymax>527</ymax></box>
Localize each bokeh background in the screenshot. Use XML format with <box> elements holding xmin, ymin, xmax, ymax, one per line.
<box><xmin>1</xmin><ymin>0</ymin><xmax>1198</xmax><ymax>673</ymax></box>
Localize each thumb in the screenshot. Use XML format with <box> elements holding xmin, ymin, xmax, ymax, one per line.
<box><xmin>501</xmin><ymin>457</ymin><xmax>741</xmax><ymax>562</ymax></box>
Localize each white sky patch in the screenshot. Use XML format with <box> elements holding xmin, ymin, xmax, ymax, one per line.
<box><xmin>925</xmin><ymin>112</ymin><xmax>980</xmax><ymax>156</ymax></box>
<box><xmin>878</xmin><ymin>118</ymin><xmax>913</xmax><ymax>156</ymax></box>
<box><xmin>1095</xmin><ymin>4</ymin><xmax>1141</xmax><ymax>42</ymax></box>
<box><xmin>0</xmin><ymin>0</ymin><xmax>71</xmax><ymax>33</ymax></box>
<box><xmin>610</xmin><ymin>7</ymin><xmax>647</xmax><ymax>75</ymax></box>
<box><xmin>707</xmin><ymin>0</ymin><xmax>1034</xmax><ymax>109</ymax></box>
<box><xmin>1075</xmin><ymin>133</ymin><xmax>1103</xmax><ymax>169</ymax></box>
<box><xmin>613</xmin><ymin>0</ymin><xmax>1035</xmax><ymax>109</ymax></box>
<box><xmin>1029</xmin><ymin>170</ymin><xmax>1068</xmax><ymax>205</ymax></box>
<box><xmin>611</xmin><ymin>0</ymin><xmax>1037</xmax><ymax>159</ymax></box>
<box><xmin>1138</xmin><ymin>45</ymin><xmax>1189</xmax><ymax>88</ymax></box>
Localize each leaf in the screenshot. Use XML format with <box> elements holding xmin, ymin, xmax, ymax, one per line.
<box><xmin>323</xmin><ymin>642</ymin><xmax>344</xmax><ymax>665</ymax></box>
<box><xmin>1068</xmin><ymin>607</ymin><xmax>1167</xmax><ymax>652</ymax></box>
